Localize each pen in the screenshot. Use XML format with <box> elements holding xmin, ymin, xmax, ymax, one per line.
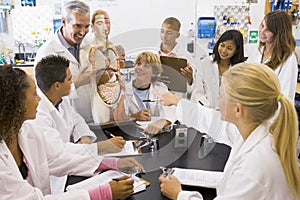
<box><xmin>160</xmin><ymin>167</ymin><xmax>174</xmax><ymax>178</ymax></box>
<box><xmin>166</xmin><ymin>169</ymin><xmax>174</xmax><ymax>178</ymax></box>
<box><xmin>198</xmin><ymin>100</ymin><xmax>204</xmax><ymax>106</ymax></box>
<box><xmin>142</xmin><ymin>99</ymin><xmax>160</xmax><ymax>102</ymax></box>
<box><xmin>118</xmin><ymin>173</ymin><xmax>140</xmax><ymax>182</ymax></box>
<box><xmin>104</xmin><ymin>130</ymin><xmax>116</xmax><ymax>138</ymax></box>
<box><xmin>132</xmin><ymin>141</ymin><xmax>137</xmax><ymax>151</ymax></box>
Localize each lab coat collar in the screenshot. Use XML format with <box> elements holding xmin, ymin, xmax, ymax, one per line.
<box><xmin>37</xmin><ymin>89</ymin><xmax>58</xmax><ymax>113</ymax></box>
<box><xmin>53</xmin><ymin>31</ymin><xmax>79</xmax><ymax>65</ymax></box>
<box><xmin>232</xmin><ymin>122</ymin><xmax>271</xmax><ymax>158</ymax></box>
<box><xmin>125</xmin><ymin>80</ymin><xmax>157</xmax><ymax>108</ymax></box>
<box><xmin>124</xmin><ymin>80</ymin><xmax>139</xmax><ymax>110</ymax></box>
<box><xmin>0</xmin><ymin>141</ymin><xmax>25</xmax><ymax>180</ymax></box>
<box><xmin>18</xmin><ymin>121</ymin><xmax>51</xmax><ymax>194</ymax></box>
<box><xmin>223</xmin><ymin>122</ymin><xmax>271</xmax><ymax>176</ymax></box>
<box><xmin>0</xmin><ymin>140</ymin><xmax>9</xmax><ymax>158</ymax></box>
<box><xmin>0</xmin><ymin>126</ymin><xmax>48</xmax><ymax>192</ymax></box>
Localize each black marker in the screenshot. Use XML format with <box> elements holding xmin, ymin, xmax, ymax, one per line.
<box><xmin>142</xmin><ymin>99</ymin><xmax>160</xmax><ymax>103</ymax></box>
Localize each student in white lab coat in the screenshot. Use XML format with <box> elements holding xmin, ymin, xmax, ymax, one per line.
<box><xmin>124</xmin><ymin>51</ymin><xmax>176</xmax><ymax>134</ymax></box>
<box><xmin>32</xmin><ymin>55</ymin><xmax>126</xmax><ymax>194</ymax></box>
<box><xmin>34</xmin><ymin>0</ymin><xmax>98</xmax><ymax>123</ymax></box>
<box><xmin>158</xmin><ymin>17</ymin><xmax>206</xmax><ymax>99</ymax></box>
<box><xmin>159</xmin><ymin>63</ymin><xmax>300</xmax><ymax>199</ymax></box>
<box><xmin>0</xmin><ymin>66</ymin><xmax>144</xmax><ymax>200</ymax></box>
<box><xmin>190</xmin><ymin>29</ymin><xmax>245</xmax><ymax>108</ymax></box>
<box><xmin>247</xmin><ymin>10</ymin><xmax>298</xmax><ymax>100</ymax></box>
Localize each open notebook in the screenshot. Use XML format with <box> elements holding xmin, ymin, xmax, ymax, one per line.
<box><xmin>172</xmin><ymin>167</ymin><xmax>223</xmax><ymax>188</ymax></box>
<box><xmin>66</xmin><ymin>170</ymin><xmax>149</xmax><ymax>194</ymax></box>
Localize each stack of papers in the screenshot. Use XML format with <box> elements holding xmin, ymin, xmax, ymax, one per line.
<box><xmin>102</xmin><ymin>141</ymin><xmax>141</xmax><ymax>157</ymax></box>
<box><xmin>172</xmin><ymin>167</ymin><xmax>223</xmax><ymax>188</ymax></box>
<box><xmin>66</xmin><ymin>170</ymin><xmax>147</xmax><ymax>194</ymax></box>
<box><xmin>136</xmin><ymin>117</ymin><xmax>160</xmax><ymax>130</ymax></box>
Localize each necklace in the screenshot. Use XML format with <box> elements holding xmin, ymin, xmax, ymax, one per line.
<box><xmin>261</xmin><ymin>48</ymin><xmax>272</xmax><ymax>63</ymax></box>
<box><xmin>263</xmin><ymin>50</ymin><xmax>272</xmax><ymax>57</ymax></box>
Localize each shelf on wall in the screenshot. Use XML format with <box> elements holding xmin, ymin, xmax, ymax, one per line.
<box><xmin>0</xmin><ymin>4</ymin><xmax>11</xmax><ymax>10</ymax></box>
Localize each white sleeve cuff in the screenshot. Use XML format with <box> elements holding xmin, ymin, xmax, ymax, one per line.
<box><xmin>177</xmin><ymin>190</ymin><xmax>203</xmax><ymax>200</ymax></box>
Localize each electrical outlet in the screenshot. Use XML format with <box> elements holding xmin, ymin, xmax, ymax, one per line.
<box><xmin>175</xmin><ymin>127</ymin><xmax>188</xmax><ymax>148</ymax></box>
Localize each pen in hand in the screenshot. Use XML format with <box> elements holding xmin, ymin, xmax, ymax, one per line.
<box><xmin>160</xmin><ymin>167</ymin><xmax>174</xmax><ymax>178</ymax></box>
<box><xmin>166</xmin><ymin>169</ymin><xmax>174</xmax><ymax>178</ymax></box>
<box><xmin>110</xmin><ymin>133</ymin><xmax>116</xmax><ymax>138</ymax></box>
<box><xmin>104</xmin><ymin>130</ymin><xmax>116</xmax><ymax>138</ymax></box>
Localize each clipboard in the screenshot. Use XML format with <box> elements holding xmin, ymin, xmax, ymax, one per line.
<box><xmin>160</xmin><ymin>56</ymin><xmax>187</xmax><ymax>93</ymax></box>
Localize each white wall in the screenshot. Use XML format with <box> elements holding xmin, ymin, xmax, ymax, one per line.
<box><xmin>0</xmin><ymin>0</ymin><xmax>299</xmax><ymax>59</ymax></box>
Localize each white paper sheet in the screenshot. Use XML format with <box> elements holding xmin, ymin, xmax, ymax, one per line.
<box><xmin>101</xmin><ymin>141</ymin><xmax>141</xmax><ymax>157</ymax></box>
<box><xmin>136</xmin><ymin>117</ymin><xmax>160</xmax><ymax>130</ymax></box>
<box><xmin>66</xmin><ymin>170</ymin><xmax>146</xmax><ymax>194</ymax></box>
<box><xmin>172</xmin><ymin>167</ymin><xmax>223</xmax><ymax>188</ymax></box>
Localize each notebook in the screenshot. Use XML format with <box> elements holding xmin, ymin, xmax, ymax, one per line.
<box><xmin>160</xmin><ymin>56</ymin><xmax>188</xmax><ymax>93</ymax></box>
<box><xmin>66</xmin><ymin>170</ymin><xmax>149</xmax><ymax>194</ymax></box>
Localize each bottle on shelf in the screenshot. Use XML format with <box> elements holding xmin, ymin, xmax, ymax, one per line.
<box><xmin>187</xmin><ymin>22</ymin><xmax>195</xmax><ymax>54</ymax></box>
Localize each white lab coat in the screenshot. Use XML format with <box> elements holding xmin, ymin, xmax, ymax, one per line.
<box><xmin>34</xmin><ymin>29</ymin><xmax>94</xmax><ymax>123</ymax></box>
<box><xmin>34</xmin><ymin>89</ymin><xmax>97</xmax><ymax>144</ymax></box>
<box><xmin>176</xmin><ymin>98</ymin><xmax>238</xmax><ymax>146</ymax></box>
<box><xmin>177</xmin><ymin>123</ymin><xmax>294</xmax><ymax>200</ymax></box>
<box><xmin>247</xmin><ymin>49</ymin><xmax>298</xmax><ymax>100</ymax></box>
<box><xmin>30</xmin><ymin>90</ymin><xmax>99</xmax><ymax>194</ymax></box>
<box><xmin>124</xmin><ymin>80</ymin><xmax>177</xmax><ymax>124</ymax></box>
<box><xmin>189</xmin><ymin>56</ymin><xmax>223</xmax><ymax>108</ymax></box>
<box><xmin>0</xmin><ymin>121</ymin><xmax>101</xmax><ymax>200</ymax></box>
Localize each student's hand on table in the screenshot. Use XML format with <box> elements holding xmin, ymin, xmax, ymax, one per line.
<box><xmin>145</xmin><ymin>119</ymin><xmax>169</xmax><ymax>135</ymax></box>
<box><xmin>109</xmin><ymin>175</ymin><xmax>134</xmax><ymax>200</ymax></box>
<box><xmin>159</xmin><ymin>174</ymin><xmax>182</xmax><ymax>200</ymax></box>
<box><xmin>97</xmin><ymin>137</ymin><xmax>125</xmax><ymax>153</ymax></box>
<box><xmin>74</xmin><ymin>66</ymin><xmax>98</xmax><ymax>88</ymax></box>
<box><xmin>131</xmin><ymin>109</ymin><xmax>151</xmax><ymax>121</ymax></box>
<box><xmin>180</xmin><ymin>64</ymin><xmax>193</xmax><ymax>85</ymax></box>
<box><xmin>118</xmin><ymin>157</ymin><xmax>145</xmax><ymax>174</ymax></box>
<box><xmin>76</xmin><ymin>136</ymin><xmax>92</xmax><ymax>144</ymax></box>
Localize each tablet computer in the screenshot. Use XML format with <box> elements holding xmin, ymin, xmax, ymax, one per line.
<box><xmin>160</xmin><ymin>56</ymin><xmax>187</xmax><ymax>93</ymax></box>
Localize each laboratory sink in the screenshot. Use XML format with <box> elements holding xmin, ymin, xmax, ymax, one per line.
<box><xmin>15</xmin><ymin>53</ymin><xmax>36</xmax><ymax>62</ymax></box>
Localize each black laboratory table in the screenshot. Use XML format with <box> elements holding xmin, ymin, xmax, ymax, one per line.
<box><xmin>68</xmin><ymin>121</ymin><xmax>231</xmax><ymax>200</ymax></box>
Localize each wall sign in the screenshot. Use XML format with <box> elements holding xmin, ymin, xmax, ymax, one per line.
<box><xmin>248</xmin><ymin>30</ymin><xmax>258</xmax><ymax>44</ymax></box>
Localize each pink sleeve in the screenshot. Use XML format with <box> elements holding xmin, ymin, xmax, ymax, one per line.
<box><xmin>97</xmin><ymin>157</ymin><xmax>119</xmax><ymax>171</ymax></box>
<box><xmin>88</xmin><ymin>183</ymin><xmax>112</xmax><ymax>200</ymax></box>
